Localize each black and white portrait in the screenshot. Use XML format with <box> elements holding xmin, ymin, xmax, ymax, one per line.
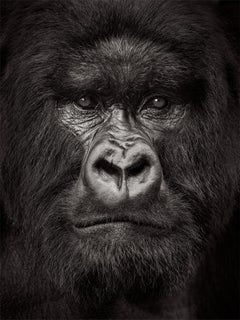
<box><xmin>0</xmin><ymin>0</ymin><xmax>239</xmax><ymax>319</ymax></box>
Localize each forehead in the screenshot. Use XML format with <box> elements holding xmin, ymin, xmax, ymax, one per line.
<box><xmin>67</xmin><ymin>36</ymin><xmax>191</xmax><ymax>93</ymax></box>
<box><xmin>11</xmin><ymin>0</ymin><xmax>213</xmax><ymax>101</ymax></box>
<box><xmin>69</xmin><ymin>37</ymin><xmax>160</xmax><ymax>79</ymax></box>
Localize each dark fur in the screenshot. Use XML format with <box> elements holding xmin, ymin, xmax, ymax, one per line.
<box><xmin>0</xmin><ymin>0</ymin><xmax>239</xmax><ymax>319</ymax></box>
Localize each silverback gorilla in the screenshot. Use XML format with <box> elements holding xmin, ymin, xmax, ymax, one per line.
<box><xmin>0</xmin><ymin>0</ymin><xmax>239</xmax><ymax>319</ymax></box>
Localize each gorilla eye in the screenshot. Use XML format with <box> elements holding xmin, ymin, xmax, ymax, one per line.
<box><xmin>146</xmin><ymin>96</ymin><xmax>168</xmax><ymax>109</ymax></box>
<box><xmin>78</xmin><ymin>96</ymin><xmax>98</xmax><ymax>109</ymax></box>
<box><xmin>140</xmin><ymin>96</ymin><xmax>172</xmax><ymax>120</ymax></box>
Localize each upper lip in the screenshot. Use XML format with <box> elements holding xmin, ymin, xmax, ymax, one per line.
<box><xmin>74</xmin><ymin>216</ymin><xmax>161</xmax><ymax>229</ymax></box>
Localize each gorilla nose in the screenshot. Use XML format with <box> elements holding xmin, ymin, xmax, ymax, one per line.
<box><xmin>94</xmin><ymin>156</ymin><xmax>150</xmax><ymax>188</ymax></box>
<box><xmin>83</xmin><ymin>141</ymin><xmax>162</xmax><ymax>205</ymax></box>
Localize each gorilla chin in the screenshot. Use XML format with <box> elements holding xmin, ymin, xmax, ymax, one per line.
<box><xmin>42</xmin><ymin>187</ymin><xmax>199</xmax><ymax>308</ymax></box>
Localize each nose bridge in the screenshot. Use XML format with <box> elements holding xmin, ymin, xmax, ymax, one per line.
<box><xmin>88</xmin><ymin>105</ymin><xmax>154</xmax><ymax>167</ymax></box>
<box><xmin>106</xmin><ymin>105</ymin><xmax>141</xmax><ymax>149</ymax></box>
<box><xmin>110</xmin><ymin>105</ymin><xmax>134</xmax><ymax>131</ymax></box>
<box><xmin>106</xmin><ymin>105</ymin><xmax>154</xmax><ymax>151</ymax></box>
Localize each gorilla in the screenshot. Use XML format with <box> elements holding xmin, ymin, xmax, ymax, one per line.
<box><xmin>0</xmin><ymin>0</ymin><xmax>239</xmax><ymax>319</ymax></box>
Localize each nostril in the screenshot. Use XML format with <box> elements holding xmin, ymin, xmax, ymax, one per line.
<box><xmin>94</xmin><ymin>158</ymin><xmax>121</xmax><ymax>178</ymax></box>
<box><xmin>126</xmin><ymin>157</ymin><xmax>150</xmax><ymax>177</ymax></box>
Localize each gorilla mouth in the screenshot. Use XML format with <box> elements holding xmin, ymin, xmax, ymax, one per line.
<box><xmin>74</xmin><ymin>216</ymin><xmax>161</xmax><ymax>230</ymax></box>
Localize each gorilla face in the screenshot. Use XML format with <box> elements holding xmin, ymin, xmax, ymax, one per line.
<box><xmin>1</xmin><ymin>0</ymin><xmax>239</xmax><ymax>310</ymax></box>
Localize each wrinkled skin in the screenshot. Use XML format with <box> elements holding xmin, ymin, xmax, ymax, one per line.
<box><xmin>0</xmin><ymin>0</ymin><xmax>239</xmax><ymax>319</ymax></box>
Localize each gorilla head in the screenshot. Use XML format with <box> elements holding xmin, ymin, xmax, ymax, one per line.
<box><xmin>0</xmin><ymin>0</ymin><xmax>239</xmax><ymax>317</ymax></box>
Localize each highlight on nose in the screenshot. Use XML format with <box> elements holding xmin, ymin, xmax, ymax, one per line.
<box><xmin>83</xmin><ymin>140</ymin><xmax>162</xmax><ymax>206</ymax></box>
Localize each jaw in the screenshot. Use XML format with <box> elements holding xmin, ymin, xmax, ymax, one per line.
<box><xmin>40</xmin><ymin>212</ymin><xmax>200</xmax><ymax>309</ymax></box>
<box><xmin>31</xmin><ymin>182</ymin><xmax>204</xmax><ymax>309</ymax></box>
